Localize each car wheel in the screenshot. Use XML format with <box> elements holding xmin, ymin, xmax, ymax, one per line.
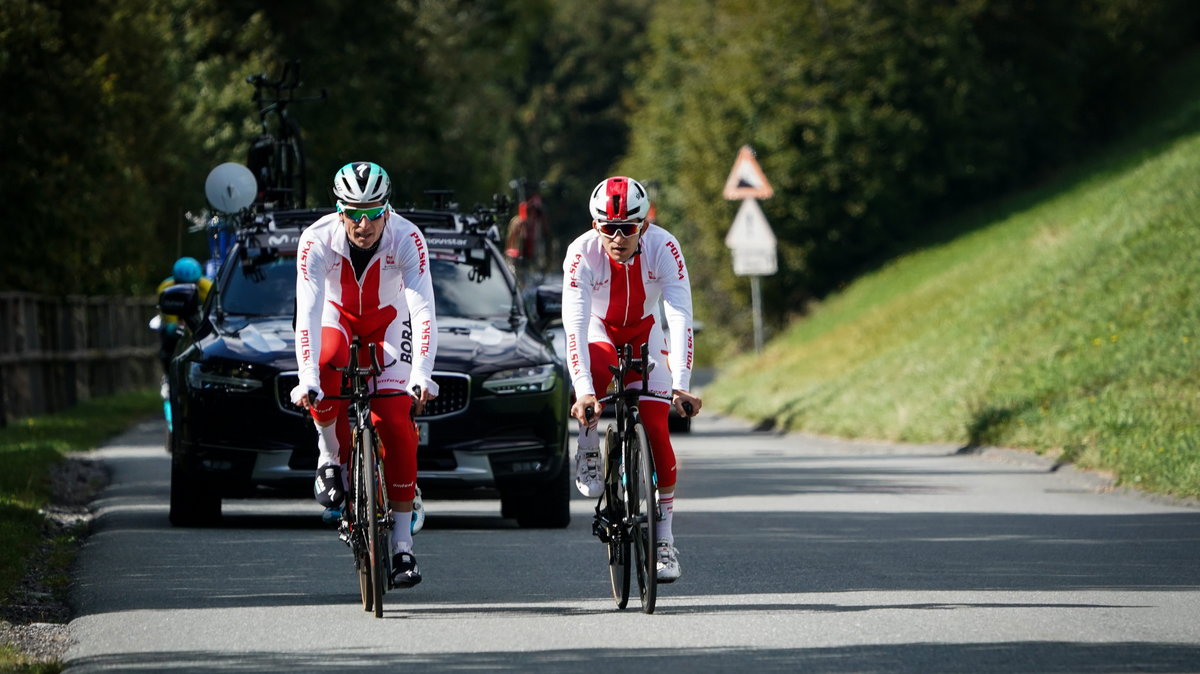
<box><xmin>500</xmin><ymin>460</ymin><xmax>571</xmax><ymax>529</ymax></box>
<box><xmin>169</xmin><ymin>454</ymin><xmax>222</xmax><ymax>527</ymax></box>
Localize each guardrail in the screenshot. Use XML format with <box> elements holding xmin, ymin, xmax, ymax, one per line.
<box><xmin>0</xmin><ymin>292</ymin><xmax>158</xmax><ymax>427</ymax></box>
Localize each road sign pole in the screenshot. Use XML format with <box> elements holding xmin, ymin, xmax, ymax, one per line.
<box><xmin>750</xmin><ymin>275</ymin><xmax>764</xmax><ymax>352</ymax></box>
<box><xmin>723</xmin><ymin>145</ymin><xmax>776</xmax><ymax>353</ymax></box>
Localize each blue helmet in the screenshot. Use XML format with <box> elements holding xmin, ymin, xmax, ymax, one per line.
<box><xmin>173</xmin><ymin>257</ymin><xmax>203</xmax><ymax>283</ymax></box>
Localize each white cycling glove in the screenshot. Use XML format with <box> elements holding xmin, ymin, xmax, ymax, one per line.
<box><xmin>407</xmin><ymin>376</ymin><xmax>439</xmax><ymax>399</ymax></box>
<box><xmin>290</xmin><ymin>383</ymin><xmax>323</xmax><ymax>407</ymax></box>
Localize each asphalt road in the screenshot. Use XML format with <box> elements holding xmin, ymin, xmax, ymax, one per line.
<box><xmin>65</xmin><ymin>415</ymin><xmax>1200</xmax><ymax>673</ymax></box>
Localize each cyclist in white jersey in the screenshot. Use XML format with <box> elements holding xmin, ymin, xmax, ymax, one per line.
<box><xmin>291</xmin><ymin>161</ymin><xmax>438</xmax><ymax>588</ymax></box>
<box><xmin>562</xmin><ymin>176</ymin><xmax>702</xmax><ymax>582</ymax></box>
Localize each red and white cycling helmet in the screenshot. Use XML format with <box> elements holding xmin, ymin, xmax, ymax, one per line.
<box><xmin>589</xmin><ymin>176</ymin><xmax>650</xmax><ymax>224</ymax></box>
<box><xmin>333</xmin><ymin>161</ymin><xmax>391</xmax><ymax>204</ymax></box>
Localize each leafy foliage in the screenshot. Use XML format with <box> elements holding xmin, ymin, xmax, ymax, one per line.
<box><xmin>621</xmin><ymin>0</ymin><xmax>1200</xmax><ymax>355</ymax></box>
<box><xmin>1</xmin><ymin>0</ymin><xmax>1197</xmax><ymax>330</ymax></box>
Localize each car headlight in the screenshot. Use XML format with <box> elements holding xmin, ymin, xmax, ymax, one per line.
<box><xmin>187</xmin><ymin>361</ymin><xmax>264</xmax><ymax>392</ymax></box>
<box><xmin>482</xmin><ymin>364</ymin><xmax>557</xmax><ymax>395</ymax></box>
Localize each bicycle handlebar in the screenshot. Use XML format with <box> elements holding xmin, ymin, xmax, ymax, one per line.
<box><xmin>246</xmin><ymin>60</ymin><xmax>325</xmax><ymax>117</ymax></box>
<box><xmin>321</xmin><ymin>390</ymin><xmax>408</xmax><ymax>401</ymax></box>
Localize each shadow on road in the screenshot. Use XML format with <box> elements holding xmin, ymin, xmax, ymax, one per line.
<box><xmin>68</xmin><ymin>641</ymin><xmax>1200</xmax><ymax>673</ymax></box>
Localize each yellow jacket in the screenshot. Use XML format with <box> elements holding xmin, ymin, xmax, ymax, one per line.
<box><xmin>157</xmin><ymin>276</ymin><xmax>213</xmax><ymax>329</ymax></box>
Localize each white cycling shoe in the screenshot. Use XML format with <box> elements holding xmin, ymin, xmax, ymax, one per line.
<box><xmin>656</xmin><ymin>540</ymin><xmax>681</xmax><ymax>583</ymax></box>
<box><xmin>410</xmin><ymin>487</ymin><xmax>425</xmax><ymax>534</ymax></box>
<box><xmin>574</xmin><ymin>448</ymin><xmax>603</xmax><ymax>497</ymax></box>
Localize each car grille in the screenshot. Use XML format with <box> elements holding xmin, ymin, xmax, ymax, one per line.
<box><xmin>274</xmin><ymin>371</ymin><xmax>469</xmax><ymax>418</ymax></box>
<box><xmin>275</xmin><ymin>373</ymin><xmax>306</xmax><ymax>416</ymax></box>
<box><xmin>419</xmin><ymin>373</ymin><xmax>469</xmax><ymax>418</ymax></box>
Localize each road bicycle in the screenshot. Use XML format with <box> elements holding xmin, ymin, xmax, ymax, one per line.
<box><xmin>589</xmin><ymin>343</ymin><xmax>686</xmax><ymax>614</ymax></box>
<box><xmin>322</xmin><ymin>337</ymin><xmax>410</xmax><ymax>618</ymax></box>
<box><xmin>245</xmin><ymin>60</ymin><xmax>325</xmax><ymax>210</ymax></box>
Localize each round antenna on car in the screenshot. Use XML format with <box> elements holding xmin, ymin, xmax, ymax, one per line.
<box><xmin>205</xmin><ymin>163</ymin><xmax>257</xmax><ymax>213</ymax></box>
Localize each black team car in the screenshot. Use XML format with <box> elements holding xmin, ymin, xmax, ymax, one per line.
<box><xmin>161</xmin><ymin>202</ymin><xmax>571</xmax><ymax>528</ymax></box>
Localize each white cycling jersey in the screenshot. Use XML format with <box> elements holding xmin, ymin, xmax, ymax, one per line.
<box><xmin>561</xmin><ymin>223</ymin><xmax>694</xmax><ymax>398</ymax></box>
<box><xmin>293</xmin><ymin>209</ymin><xmax>439</xmax><ymax>398</ymax></box>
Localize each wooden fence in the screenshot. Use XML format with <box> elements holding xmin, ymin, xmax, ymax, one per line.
<box><xmin>0</xmin><ymin>292</ymin><xmax>159</xmax><ymax>427</ymax></box>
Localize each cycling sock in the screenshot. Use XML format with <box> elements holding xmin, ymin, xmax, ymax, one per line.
<box><xmin>391</xmin><ymin>512</ymin><xmax>413</xmax><ymax>554</ymax></box>
<box><xmin>316</xmin><ymin>424</ymin><xmax>339</xmax><ymax>467</ymax></box>
<box><xmin>657</xmin><ymin>493</ymin><xmax>675</xmax><ymax>544</ymax></box>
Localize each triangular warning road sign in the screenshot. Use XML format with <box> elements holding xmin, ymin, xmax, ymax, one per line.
<box><xmin>723</xmin><ymin>145</ymin><xmax>774</xmax><ymax>200</ymax></box>
<box><xmin>724</xmin><ymin>198</ymin><xmax>776</xmax><ymax>249</ymax></box>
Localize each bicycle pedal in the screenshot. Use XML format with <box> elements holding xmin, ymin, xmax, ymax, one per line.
<box><xmin>591</xmin><ymin>518</ymin><xmax>612</xmax><ymax>543</ymax></box>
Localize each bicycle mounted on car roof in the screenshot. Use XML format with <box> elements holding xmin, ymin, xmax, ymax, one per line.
<box><xmin>246</xmin><ymin>60</ymin><xmax>325</xmax><ymax>211</ymax></box>
<box><xmin>187</xmin><ymin>61</ymin><xmax>325</xmax><ymax>277</ymax></box>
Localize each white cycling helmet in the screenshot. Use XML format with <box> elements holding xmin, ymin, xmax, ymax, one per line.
<box><xmin>589</xmin><ymin>176</ymin><xmax>650</xmax><ymax>222</ymax></box>
<box><xmin>332</xmin><ymin>161</ymin><xmax>391</xmax><ymax>204</ymax></box>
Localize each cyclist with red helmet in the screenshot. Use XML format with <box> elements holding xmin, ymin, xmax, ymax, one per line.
<box><xmin>562</xmin><ymin>176</ymin><xmax>702</xmax><ymax>583</ymax></box>
<box><xmin>291</xmin><ymin>161</ymin><xmax>438</xmax><ymax>589</ymax></box>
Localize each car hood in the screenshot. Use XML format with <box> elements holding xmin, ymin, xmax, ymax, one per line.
<box><xmin>201</xmin><ymin>315</ymin><xmax>298</xmax><ymax>370</ymax></box>
<box><xmin>435</xmin><ymin>316</ymin><xmax>553</xmax><ymax>372</ymax></box>
<box><xmin>202</xmin><ymin>314</ymin><xmax>556</xmax><ymax>374</ymax></box>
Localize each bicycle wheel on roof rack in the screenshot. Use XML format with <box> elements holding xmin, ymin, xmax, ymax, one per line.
<box><xmin>274</xmin><ymin>118</ymin><xmax>306</xmax><ymax>208</ymax></box>
<box><xmin>602</xmin><ymin>424</ymin><xmax>630</xmax><ymax>609</ymax></box>
<box><xmin>628</xmin><ymin>420</ymin><xmax>657</xmax><ymax>614</ymax></box>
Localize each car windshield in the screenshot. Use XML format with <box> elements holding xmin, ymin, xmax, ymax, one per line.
<box><xmin>219</xmin><ymin>252</ymin><xmax>515</xmax><ymax>319</ymax></box>
<box><xmin>430</xmin><ymin>258</ymin><xmax>514</xmax><ymax>319</ymax></box>
<box><xmin>220</xmin><ymin>255</ymin><xmax>296</xmax><ymax>316</ymax></box>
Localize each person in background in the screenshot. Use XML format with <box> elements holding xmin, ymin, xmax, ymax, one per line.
<box><xmin>155</xmin><ymin>257</ymin><xmax>212</xmax><ymax>374</ymax></box>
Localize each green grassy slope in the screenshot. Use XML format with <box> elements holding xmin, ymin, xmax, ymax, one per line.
<box><xmin>708</xmin><ymin>55</ymin><xmax>1200</xmax><ymax>499</ymax></box>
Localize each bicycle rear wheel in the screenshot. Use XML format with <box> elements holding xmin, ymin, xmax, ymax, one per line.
<box><xmin>362</xmin><ymin>426</ymin><xmax>385</xmax><ymax>618</ymax></box>
<box><xmin>277</xmin><ymin>128</ymin><xmax>306</xmax><ymax>208</ymax></box>
<box><xmin>602</xmin><ymin>425</ymin><xmax>630</xmax><ymax>609</ymax></box>
<box><xmin>628</xmin><ymin>421</ymin><xmax>658</xmax><ymax>614</ymax></box>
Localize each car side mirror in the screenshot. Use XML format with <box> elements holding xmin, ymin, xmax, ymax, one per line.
<box><xmin>535</xmin><ymin>286</ymin><xmax>562</xmax><ymax>320</ymax></box>
<box><xmin>159</xmin><ymin>283</ymin><xmax>202</xmax><ymax>333</ymax></box>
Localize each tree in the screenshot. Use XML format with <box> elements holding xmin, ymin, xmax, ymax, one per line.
<box><xmin>621</xmin><ymin>0</ymin><xmax>1200</xmax><ymax>354</ymax></box>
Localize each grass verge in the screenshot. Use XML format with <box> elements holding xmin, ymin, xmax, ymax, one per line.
<box><xmin>707</xmin><ymin>53</ymin><xmax>1200</xmax><ymax>500</ymax></box>
<box><xmin>0</xmin><ymin>390</ymin><xmax>158</xmax><ymax>672</ymax></box>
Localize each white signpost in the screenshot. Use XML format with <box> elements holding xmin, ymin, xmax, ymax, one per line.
<box><xmin>723</xmin><ymin>146</ymin><xmax>776</xmax><ymax>351</ymax></box>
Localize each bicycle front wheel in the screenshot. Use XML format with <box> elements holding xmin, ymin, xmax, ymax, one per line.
<box><xmin>602</xmin><ymin>425</ymin><xmax>630</xmax><ymax>609</ymax></box>
<box><xmin>628</xmin><ymin>421</ymin><xmax>658</xmax><ymax>614</ymax></box>
<box><xmin>362</xmin><ymin>426</ymin><xmax>385</xmax><ymax>618</ymax></box>
<box><xmin>352</xmin><ymin>429</ymin><xmax>374</xmax><ymax>612</ymax></box>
